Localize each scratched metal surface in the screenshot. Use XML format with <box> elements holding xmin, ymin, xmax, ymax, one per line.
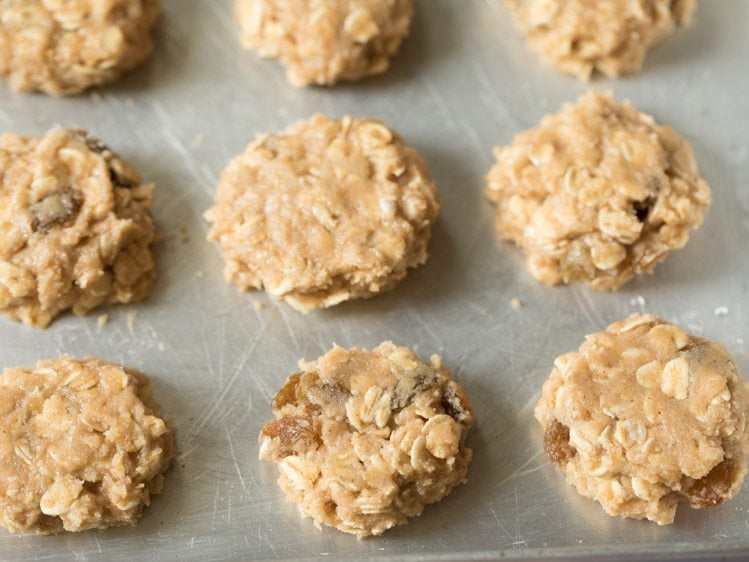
<box><xmin>1</xmin><ymin>1</ymin><xmax>748</xmax><ymax>560</ymax></box>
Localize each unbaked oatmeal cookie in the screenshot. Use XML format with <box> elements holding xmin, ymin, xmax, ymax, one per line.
<box><xmin>259</xmin><ymin>341</ymin><xmax>474</xmax><ymax>537</ymax></box>
<box><xmin>0</xmin><ymin>356</ymin><xmax>174</xmax><ymax>534</ymax></box>
<box><xmin>485</xmin><ymin>92</ymin><xmax>711</xmax><ymax>291</ymax></box>
<box><xmin>235</xmin><ymin>0</ymin><xmax>413</xmax><ymax>86</ymax></box>
<box><xmin>205</xmin><ymin>114</ymin><xmax>440</xmax><ymax>312</ymax></box>
<box><xmin>504</xmin><ymin>0</ymin><xmax>696</xmax><ymax>80</ymax></box>
<box><xmin>535</xmin><ymin>314</ymin><xmax>749</xmax><ymax>524</ymax></box>
<box><xmin>0</xmin><ymin>0</ymin><xmax>159</xmax><ymax>96</ymax></box>
<box><xmin>0</xmin><ymin>128</ymin><xmax>157</xmax><ymax>328</ymax></box>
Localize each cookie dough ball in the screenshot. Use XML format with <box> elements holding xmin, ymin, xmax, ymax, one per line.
<box><xmin>0</xmin><ymin>356</ymin><xmax>174</xmax><ymax>534</ymax></box>
<box><xmin>0</xmin><ymin>0</ymin><xmax>159</xmax><ymax>96</ymax></box>
<box><xmin>235</xmin><ymin>0</ymin><xmax>414</xmax><ymax>86</ymax></box>
<box><xmin>535</xmin><ymin>314</ymin><xmax>749</xmax><ymax>525</ymax></box>
<box><xmin>485</xmin><ymin>92</ymin><xmax>711</xmax><ymax>291</ymax></box>
<box><xmin>205</xmin><ymin>114</ymin><xmax>440</xmax><ymax>312</ymax></box>
<box><xmin>503</xmin><ymin>0</ymin><xmax>696</xmax><ymax>80</ymax></box>
<box><xmin>259</xmin><ymin>341</ymin><xmax>474</xmax><ymax>537</ymax></box>
<box><xmin>0</xmin><ymin>128</ymin><xmax>157</xmax><ymax>328</ymax></box>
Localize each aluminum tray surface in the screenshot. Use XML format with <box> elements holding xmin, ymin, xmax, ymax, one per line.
<box><xmin>1</xmin><ymin>1</ymin><xmax>748</xmax><ymax>560</ymax></box>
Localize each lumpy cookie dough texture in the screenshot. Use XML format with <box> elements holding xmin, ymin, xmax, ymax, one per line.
<box><xmin>235</xmin><ymin>0</ymin><xmax>414</xmax><ymax>86</ymax></box>
<box><xmin>259</xmin><ymin>342</ymin><xmax>474</xmax><ymax>537</ymax></box>
<box><xmin>503</xmin><ymin>0</ymin><xmax>696</xmax><ymax>80</ymax></box>
<box><xmin>535</xmin><ymin>314</ymin><xmax>749</xmax><ymax>525</ymax></box>
<box><xmin>0</xmin><ymin>356</ymin><xmax>174</xmax><ymax>534</ymax></box>
<box><xmin>205</xmin><ymin>114</ymin><xmax>440</xmax><ymax>312</ymax></box>
<box><xmin>0</xmin><ymin>128</ymin><xmax>157</xmax><ymax>328</ymax></box>
<box><xmin>0</xmin><ymin>0</ymin><xmax>159</xmax><ymax>96</ymax></box>
<box><xmin>485</xmin><ymin>92</ymin><xmax>711</xmax><ymax>291</ymax></box>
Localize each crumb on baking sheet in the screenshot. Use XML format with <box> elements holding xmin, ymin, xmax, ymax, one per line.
<box><xmin>191</xmin><ymin>134</ymin><xmax>205</xmax><ymax>149</ymax></box>
<box><xmin>97</xmin><ymin>314</ymin><xmax>109</xmax><ymax>329</ymax></box>
<box><xmin>127</xmin><ymin>312</ymin><xmax>138</xmax><ymax>333</ymax></box>
<box><xmin>511</xmin><ymin>298</ymin><xmax>524</xmax><ymax>310</ymax></box>
<box><xmin>714</xmin><ymin>306</ymin><xmax>729</xmax><ymax>317</ymax></box>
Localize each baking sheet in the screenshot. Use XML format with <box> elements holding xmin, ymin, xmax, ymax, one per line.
<box><xmin>1</xmin><ymin>1</ymin><xmax>748</xmax><ymax>560</ymax></box>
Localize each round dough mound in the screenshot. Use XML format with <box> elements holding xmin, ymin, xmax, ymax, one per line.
<box><xmin>0</xmin><ymin>0</ymin><xmax>159</xmax><ymax>95</ymax></box>
<box><xmin>0</xmin><ymin>128</ymin><xmax>157</xmax><ymax>328</ymax></box>
<box><xmin>235</xmin><ymin>0</ymin><xmax>414</xmax><ymax>86</ymax></box>
<box><xmin>0</xmin><ymin>356</ymin><xmax>174</xmax><ymax>534</ymax></box>
<box><xmin>205</xmin><ymin>114</ymin><xmax>440</xmax><ymax>312</ymax></box>
<box><xmin>504</xmin><ymin>0</ymin><xmax>696</xmax><ymax>80</ymax></box>
<box><xmin>258</xmin><ymin>341</ymin><xmax>474</xmax><ymax>537</ymax></box>
<box><xmin>535</xmin><ymin>314</ymin><xmax>749</xmax><ymax>525</ymax></box>
<box><xmin>485</xmin><ymin>92</ymin><xmax>711</xmax><ymax>291</ymax></box>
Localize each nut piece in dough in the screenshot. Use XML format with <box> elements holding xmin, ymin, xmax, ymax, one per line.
<box><xmin>0</xmin><ymin>128</ymin><xmax>157</xmax><ymax>328</ymax></box>
<box><xmin>535</xmin><ymin>314</ymin><xmax>749</xmax><ymax>525</ymax></box>
<box><xmin>258</xmin><ymin>341</ymin><xmax>474</xmax><ymax>537</ymax></box>
<box><xmin>485</xmin><ymin>92</ymin><xmax>711</xmax><ymax>291</ymax></box>
<box><xmin>503</xmin><ymin>0</ymin><xmax>696</xmax><ymax>80</ymax></box>
<box><xmin>205</xmin><ymin>114</ymin><xmax>440</xmax><ymax>312</ymax></box>
<box><xmin>0</xmin><ymin>356</ymin><xmax>174</xmax><ymax>534</ymax></box>
<box><xmin>235</xmin><ymin>0</ymin><xmax>414</xmax><ymax>86</ymax></box>
<box><xmin>0</xmin><ymin>0</ymin><xmax>160</xmax><ymax>96</ymax></box>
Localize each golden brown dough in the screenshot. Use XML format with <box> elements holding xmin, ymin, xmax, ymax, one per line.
<box><xmin>259</xmin><ymin>341</ymin><xmax>474</xmax><ymax>537</ymax></box>
<box><xmin>0</xmin><ymin>0</ymin><xmax>159</xmax><ymax>96</ymax></box>
<box><xmin>486</xmin><ymin>92</ymin><xmax>710</xmax><ymax>290</ymax></box>
<box><xmin>234</xmin><ymin>0</ymin><xmax>413</xmax><ymax>86</ymax></box>
<box><xmin>205</xmin><ymin>114</ymin><xmax>440</xmax><ymax>312</ymax></box>
<box><xmin>0</xmin><ymin>128</ymin><xmax>157</xmax><ymax>328</ymax></box>
<box><xmin>535</xmin><ymin>314</ymin><xmax>749</xmax><ymax>524</ymax></box>
<box><xmin>0</xmin><ymin>356</ymin><xmax>174</xmax><ymax>534</ymax></box>
<box><xmin>504</xmin><ymin>0</ymin><xmax>696</xmax><ymax>79</ymax></box>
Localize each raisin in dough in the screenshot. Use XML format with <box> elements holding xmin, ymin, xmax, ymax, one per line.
<box><xmin>0</xmin><ymin>0</ymin><xmax>159</xmax><ymax>96</ymax></box>
<box><xmin>504</xmin><ymin>0</ymin><xmax>696</xmax><ymax>80</ymax></box>
<box><xmin>235</xmin><ymin>0</ymin><xmax>413</xmax><ymax>86</ymax></box>
<box><xmin>259</xmin><ymin>341</ymin><xmax>474</xmax><ymax>537</ymax></box>
<box><xmin>535</xmin><ymin>314</ymin><xmax>749</xmax><ymax>524</ymax></box>
<box><xmin>0</xmin><ymin>356</ymin><xmax>174</xmax><ymax>534</ymax></box>
<box><xmin>0</xmin><ymin>128</ymin><xmax>157</xmax><ymax>328</ymax></box>
<box><xmin>485</xmin><ymin>92</ymin><xmax>711</xmax><ymax>291</ymax></box>
<box><xmin>205</xmin><ymin>114</ymin><xmax>440</xmax><ymax>312</ymax></box>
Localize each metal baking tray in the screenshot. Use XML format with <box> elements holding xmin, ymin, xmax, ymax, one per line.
<box><xmin>1</xmin><ymin>1</ymin><xmax>748</xmax><ymax>560</ymax></box>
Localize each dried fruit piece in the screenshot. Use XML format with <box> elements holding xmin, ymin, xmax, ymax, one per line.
<box><xmin>681</xmin><ymin>460</ymin><xmax>743</xmax><ymax>509</ymax></box>
<box><xmin>30</xmin><ymin>189</ymin><xmax>82</xmax><ymax>232</ymax></box>
<box><xmin>544</xmin><ymin>421</ymin><xmax>576</xmax><ymax>468</ymax></box>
